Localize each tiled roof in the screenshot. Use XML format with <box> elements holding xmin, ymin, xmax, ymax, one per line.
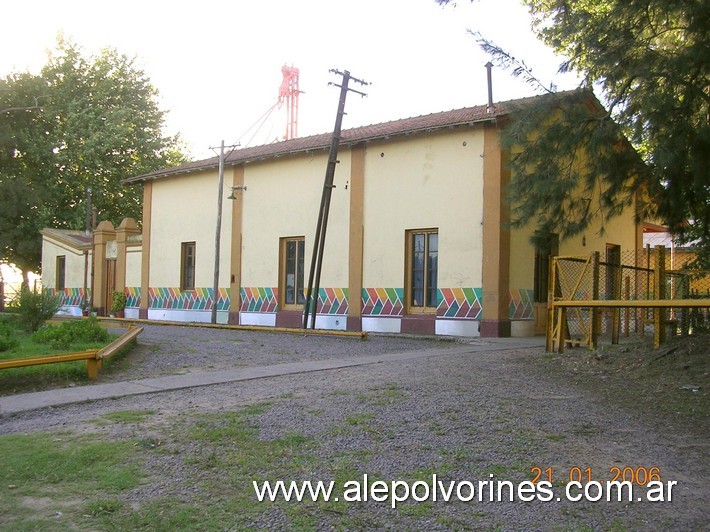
<box><xmin>41</xmin><ymin>228</ymin><xmax>93</xmax><ymax>249</ymax></box>
<box><xmin>123</xmin><ymin>89</ymin><xmax>588</xmax><ymax>185</ymax></box>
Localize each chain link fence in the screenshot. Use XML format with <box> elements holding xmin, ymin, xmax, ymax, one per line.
<box><xmin>550</xmin><ymin>246</ymin><xmax>710</xmax><ymax>350</ymax></box>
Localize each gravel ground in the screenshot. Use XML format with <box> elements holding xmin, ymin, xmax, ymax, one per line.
<box><xmin>98</xmin><ymin>324</ymin><xmax>461</xmax><ymax>381</ymax></box>
<box><xmin>1</xmin><ymin>324</ymin><xmax>707</xmax><ymax>530</ymax></box>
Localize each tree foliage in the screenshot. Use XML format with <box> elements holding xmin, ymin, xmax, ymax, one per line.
<box><xmin>525</xmin><ymin>0</ymin><xmax>709</xmax><ymax>258</ymax></box>
<box><xmin>438</xmin><ymin>0</ymin><xmax>710</xmax><ymax>263</ymax></box>
<box><xmin>498</xmin><ymin>89</ymin><xmax>648</xmax><ymax>242</ymax></box>
<box><xmin>0</xmin><ymin>73</ymin><xmax>51</xmax><ymax>276</ymax></box>
<box><xmin>0</xmin><ymin>37</ymin><xmax>187</xmax><ymax>277</ymax></box>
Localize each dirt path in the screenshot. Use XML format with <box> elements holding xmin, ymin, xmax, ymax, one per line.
<box><xmin>0</xmin><ymin>325</ymin><xmax>707</xmax><ymax>530</ymax></box>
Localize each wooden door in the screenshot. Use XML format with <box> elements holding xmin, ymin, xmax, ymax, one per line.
<box><xmin>105</xmin><ymin>259</ymin><xmax>116</xmax><ymax>316</ymax></box>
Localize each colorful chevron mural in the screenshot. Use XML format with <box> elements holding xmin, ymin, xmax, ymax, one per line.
<box><xmin>362</xmin><ymin>288</ymin><xmax>404</xmax><ymax>316</ymax></box>
<box><xmin>126</xmin><ymin>287</ymin><xmax>141</xmax><ymax>308</ymax></box>
<box><xmin>51</xmin><ymin>287</ymin><xmax>88</xmax><ymax>308</ymax></box>
<box><xmin>239</xmin><ymin>287</ymin><xmax>349</xmax><ymax>315</ymax></box>
<box><xmin>509</xmin><ymin>288</ymin><xmax>534</xmax><ymax>320</ymax></box>
<box><xmin>240</xmin><ymin>287</ymin><xmax>278</xmax><ymax>313</ymax></box>
<box><xmin>437</xmin><ymin>288</ymin><xmax>483</xmax><ymax>319</ymax></box>
<box><xmin>317</xmin><ymin>288</ymin><xmax>349</xmax><ymax>315</ymax></box>
<box><xmin>149</xmin><ymin>287</ymin><xmax>230</xmax><ymax>311</ymax></box>
<box><xmin>133</xmin><ymin>286</ymin><xmax>533</xmax><ymax>320</ymax></box>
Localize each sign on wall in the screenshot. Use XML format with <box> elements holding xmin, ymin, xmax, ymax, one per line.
<box><xmin>106</xmin><ymin>240</ymin><xmax>118</xmax><ymax>260</ymax></box>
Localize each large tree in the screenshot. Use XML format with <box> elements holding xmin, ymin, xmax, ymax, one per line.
<box><xmin>439</xmin><ymin>0</ymin><xmax>710</xmax><ymax>263</ymax></box>
<box><xmin>0</xmin><ymin>37</ymin><xmax>186</xmax><ymax>281</ymax></box>
<box><xmin>0</xmin><ymin>72</ymin><xmax>53</xmax><ymax>278</ymax></box>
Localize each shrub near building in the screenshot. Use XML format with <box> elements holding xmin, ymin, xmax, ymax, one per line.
<box><xmin>32</xmin><ymin>318</ymin><xmax>109</xmax><ymax>350</ymax></box>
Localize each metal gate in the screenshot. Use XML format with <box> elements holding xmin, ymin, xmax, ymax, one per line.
<box><xmin>547</xmin><ymin>255</ymin><xmax>596</xmax><ymax>352</ymax></box>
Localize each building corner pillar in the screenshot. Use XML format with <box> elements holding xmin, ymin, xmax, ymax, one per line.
<box><xmin>115</xmin><ymin>217</ymin><xmax>140</xmax><ymax>295</ymax></box>
<box><xmin>92</xmin><ymin>221</ymin><xmax>116</xmax><ymax>317</ymax></box>
<box><xmin>139</xmin><ymin>182</ymin><xmax>153</xmax><ymax>319</ymax></box>
<box><xmin>347</xmin><ymin>145</ymin><xmax>365</xmax><ymax>332</ymax></box>
<box><xmin>481</xmin><ymin>122</ymin><xmax>511</xmax><ymax>337</ymax></box>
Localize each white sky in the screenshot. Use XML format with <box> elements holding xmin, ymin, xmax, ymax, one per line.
<box><xmin>0</xmin><ymin>0</ymin><xmax>581</xmax><ymax>160</ymax></box>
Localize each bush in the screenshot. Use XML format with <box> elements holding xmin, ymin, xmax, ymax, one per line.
<box><xmin>18</xmin><ymin>289</ymin><xmax>62</xmax><ymax>332</ymax></box>
<box><xmin>0</xmin><ymin>322</ymin><xmax>18</xmax><ymax>352</ymax></box>
<box><xmin>111</xmin><ymin>291</ymin><xmax>127</xmax><ymax>314</ymax></box>
<box><xmin>32</xmin><ymin>317</ymin><xmax>109</xmax><ymax>350</ymax></box>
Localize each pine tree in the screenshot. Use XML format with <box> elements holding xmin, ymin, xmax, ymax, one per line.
<box><xmin>438</xmin><ymin>0</ymin><xmax>710</xmax><ymax>264</ymax></box>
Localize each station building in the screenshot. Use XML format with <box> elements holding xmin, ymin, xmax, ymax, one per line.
<box><xmin>41</xmin><ymin>90</ymin><xmax>645</xmax><ymax>337</ymax></box>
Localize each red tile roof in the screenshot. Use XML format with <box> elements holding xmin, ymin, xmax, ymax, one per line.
<box><xmin>123</xmin><ymin>89</ymin><xmax>588</xmax><ymax>185</ymax></box>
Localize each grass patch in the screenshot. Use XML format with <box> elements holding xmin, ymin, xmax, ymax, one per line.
<box><xmin>0</xmin><ymin>333</ymin><xmax>111</xmax><ymax>360</ymax></box>
<box><xmin>545</xmin><ymin>433</ymin><xmax>567</xmax><ymax>442</ymax></box>
<box><xmin>345</xmin><ymin>413</ymin><xmax>374</xmax><ymax>426</ymax></box>
<box><xmin>359</xmin><ymin>384</ymin><xmax>406</xmax><ymax>406</ymax></box>
<box><xmin>83</xmin><ymin>498</ymin><xmax>126</xmax><ymax>516</ymax></box>
<box><xmin>96</xmin><ymin>410</ymin><xmax>157</xmax><ymax>424</ymax></box>
<box><xmin>0</xmin><ymin>318</ymin><xmax>133</xmax><ymax>395</ymax></box>
<box><xmin>0</xmin><ymin>430</ymin><xmax>146</xmax><ymax>526</ymax></box>
<box><xmin>399</xmin><ymin>501</ymin><xmax>434</xmax><ymax>518</ymax></box>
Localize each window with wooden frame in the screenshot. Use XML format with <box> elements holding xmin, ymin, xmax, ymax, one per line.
<box><xmin>180</xmin><ymin>242</ymin><xmax>196</xmax><ymax>291</ymax></box>
<box><xmin>280</xmin><ymin>237</ymin><xmax>306</xmax><ymax>309</ymax></box>
<box><xmin>405</xmin><ymin>229</ymin><xmax>438</xmax><ymax>313</ymax></box>
<box><xmin>56</xmin><ymin>256</ymin><xmax>66</xmax><ymax>291</ymax></box>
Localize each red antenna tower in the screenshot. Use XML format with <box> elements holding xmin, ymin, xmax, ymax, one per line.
<box><xmin>278</xmin><ymin>65</ymin><xmax>300</xmax><ymax>141</ymax></box>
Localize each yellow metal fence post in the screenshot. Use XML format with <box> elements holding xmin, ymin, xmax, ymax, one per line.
<box><xmin>546</xmin><ymin>257</ymin><xmax>556</xmax><ymax>352</ymax></box>
<box><xmin>86</xmin><ymin>358</ymin><xmax>102</xmax><ymax>380</ymax></box>
<box><xmin>612</xmin><ymin>258</ymin><xmax>623</xmax><ymax>344</ymax></box>
<box><xmin>623</xmin><ymin>276</ymin><xmax>631</xmax><ymax>337</ymax></box>
<box><xmin>556</xmin><ymin>306</ymin><xmax>567</xmax><ymax>353</ymax></box>
<box><xmin>590</xmin><ymin>252</ymin><xmax>600</xmax><ymax>350</ymax></box>
<box><xmin>653</xmin><ymin>245</ymin><xmax>666</xmax><ymax>348</ymax></box>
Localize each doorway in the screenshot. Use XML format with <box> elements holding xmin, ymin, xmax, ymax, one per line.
<box><xmin>533</xmin><ymin>233</ymin><xmax>559</xmax><ymax>335</ymax></box>
<box><xmin>105</xmin><ymin>259</ymin><xmax>116</xmax><ymax>316</ymax></box>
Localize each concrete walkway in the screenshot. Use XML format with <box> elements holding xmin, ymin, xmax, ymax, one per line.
<box><xmin>0</xmin><ymin>337</ymin><xmax>544</xmax><ymax>415</ymax></box>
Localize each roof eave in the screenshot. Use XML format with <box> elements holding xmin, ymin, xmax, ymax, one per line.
<box><xmin>122</xmin><ymin>115</ymin><xmax>499</xmax><ymax>185</ymax></box>
<box><xmin>41</xmin><ymin>229</ymin><xmax>93</xmax><ymax>251</ymax></box>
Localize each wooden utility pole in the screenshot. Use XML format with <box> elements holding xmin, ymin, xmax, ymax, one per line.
<box><xmin>210</xmin><ymin>141</ymin><xmax>239</xmax><ymax>324</ymax></box>
<box><xmin>303</xmin><ymin>69</ymin><xmax>369</xmax><ymax>329</ymax></box>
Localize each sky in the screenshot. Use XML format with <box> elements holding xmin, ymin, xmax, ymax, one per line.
<box><xmin>0</xmin><ymin>0</ymin><xmax>582</xmax><ymax>160</ymax></box>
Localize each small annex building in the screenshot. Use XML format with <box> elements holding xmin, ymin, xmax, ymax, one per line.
<box><xmin>42</xmin><ymin>90</ymin><xmax>647</xmax><ymax>337</ymax></box>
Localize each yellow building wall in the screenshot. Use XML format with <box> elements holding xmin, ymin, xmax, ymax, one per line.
<box><xmin>41</xmin><ymin>238</ymin><xmax>89</xmax><ymax>290</ymax></box>
<box><xmin>149</xmin><ymin>169</ymin><xmax>232</xmax><ymax>288</ymax></box>
<box><xmin>362</xmin><ymin>129</ymin><xmax>485</xmax><ymax>289</ymax></box>
<box><xmin>240</xmin><ymin>151</ymin><xmax>351</xmax><ymax>290</ymax></box>
<box><xmin>559</xmin><ymin>213</ymin><xmax>639</xmax><ymax>259</ymax></box>
<box><xmin>509</xmin><ymin>225</ymin><xmax>536</xmax><ymax>292</ymax></box>
<box><xmin>126</xmin><ymin>247</ymin><xmax>142</xmax><ymax>288</ymax></box>
<box><xmin>509</xmin><ymin>217</ymin><xmax>639</xmax><ymax>292</ymax></box>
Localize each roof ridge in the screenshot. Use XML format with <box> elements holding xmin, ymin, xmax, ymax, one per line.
<box><xmin>124</xmin><ymin>88</ymin><xmax>591</xmax><ymax>184</ymax></box>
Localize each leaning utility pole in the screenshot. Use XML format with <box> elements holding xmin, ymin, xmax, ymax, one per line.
<box><xmin>303</xmin><ymin>69</ymin><xmax>369</xmax><ymax>329</ymax></box>
<box><xmin>210</xmin><ymin>140</ymin><xmax>239</xmax><ymax>324</ymax></box>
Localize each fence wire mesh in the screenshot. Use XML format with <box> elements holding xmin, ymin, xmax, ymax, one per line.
<box><xmin>551</xmin><ymin>246</ymin><xmax>710</xmax><ymax>350</ymax></box>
